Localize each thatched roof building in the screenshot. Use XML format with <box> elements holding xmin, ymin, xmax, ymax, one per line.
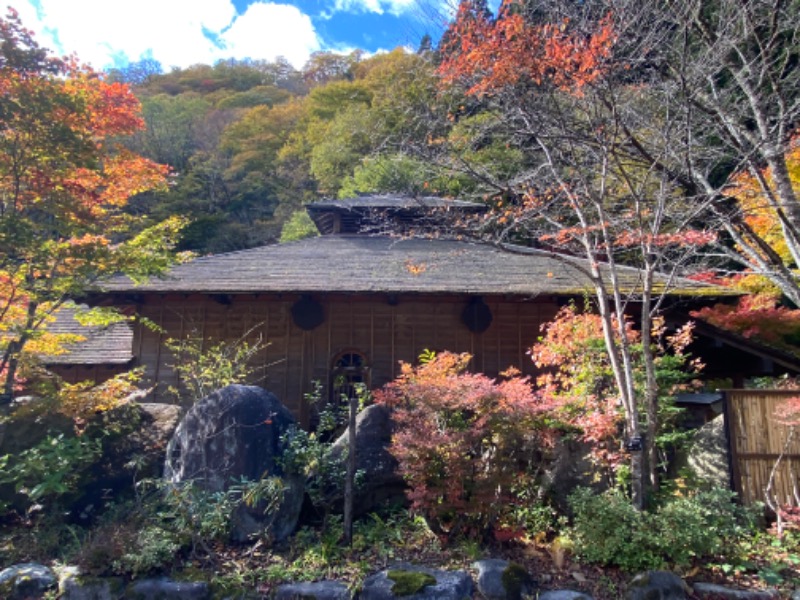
<box><xmin>50</xmin><ymin>194</ymin><xmax>779</xmax><ymax>420</ymax></box>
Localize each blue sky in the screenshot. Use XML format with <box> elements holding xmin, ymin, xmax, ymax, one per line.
<box><xmin>13</xmin><ymin>0</ymin><xmax>458</xmax><ymax>72</ymax></box>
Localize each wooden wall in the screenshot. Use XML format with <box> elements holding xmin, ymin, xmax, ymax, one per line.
<box><xmin>132</xmin><ymin>293</ymin><xmax>559</xmax><ymax>424</ymax></box>
<box><xmin>47</xmin><ymin>364</ymin><xmax>131</xmax><ymax>385</ymax></box>
<box><xmin>726</xmin><ymin>389</ymin><xmax>800</xmax><ymax>507</ymax></box>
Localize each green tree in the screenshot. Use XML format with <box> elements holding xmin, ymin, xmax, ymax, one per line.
<box><xmin>310</xmin><ymin>104</ymin><xmax>375</xmax><ymax>195</ymax></box>
<box><xmin>301</xmin><ymin>50</ymin><xmax>458</xmax><ymax>198</ymax></box>
<box><xmin>338</xmin><ymin>153</ymin><xmax>474</xmax><ymax>198</ymax></box>
<box><xmin>127</xmin><ymin>94</ymin><xmax>213</xmax><ymax>171</ymax></box>
<box><xmin>218</xmin><ymin>100</ymin><xmax>309</xmax><ymax>248</ymax></box>
<box><xmin>273</xmin><ymin>80</ymin><xmax>373</xmax><ymax>199</ymax></box>
<box><xmin>122</xmin><ymin>58</ymin><xmax>314</xmax><ymax>253</ymax></box>
<box><xmin>302</xmin><ymin>50</ymin><xmax>362</xmax><ymax>87</ymax></box>
<box><xmin>279</xmin><ymin>210</ymin><xmax>318</xmax><ymax>243</ymax></box>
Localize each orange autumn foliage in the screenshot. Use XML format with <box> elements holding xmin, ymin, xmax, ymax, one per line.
<box><xmin>530</xmin><ymin>305</ymin><xmax>629</xmax><ymax>470</ymax></box>
<box><xmin>531</xmin><ymin>305</ymin><xmax>700</xmax><ymax>472</ymax></box>
<box><xmin>54</xmin><ymin>369</ymin><xmax>144</xmax><ymax>423</ymax></box>
<box><xmin>438</xmin><ymin>1</ymin><xmax>616</xmax><ymax>96</ymax></box>
<box><xmin>0</xmin><ymin>67</ymin><xmax>169</xmax><ymax>219</ymax></box>
<box><xmin>724</xmin><ymin>137</ymin><xmax>800</xmax><ymax>267</ymax></box>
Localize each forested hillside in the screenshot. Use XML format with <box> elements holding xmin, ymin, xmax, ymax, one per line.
<box><xmin>109</xmin><ymin>9</ymin><xmax>544</xmax><ymax>256</ymax></box>
<box><xmin>113</xmin><ymin>49</ymin><xmax>457</xmax><ymax>253</ymax></box>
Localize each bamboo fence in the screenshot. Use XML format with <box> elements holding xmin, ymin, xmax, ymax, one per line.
<box><xmin>725</xmin><ymin>389</ymin><xmax>800</xmax><ymax>507</ymax></box>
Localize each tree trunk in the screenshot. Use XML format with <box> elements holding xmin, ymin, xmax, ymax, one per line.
<box><xmin>1</xmin><ymin>300</ymin><xmax>37</xmax><ymax>402</ymax></box>
<box><xmin>630</xmin><ymin>444</ymin><xmax>645</xmax><ymax>510</ymax></box>
<box><xmin>639</xmin><ymin>267</ymin><xmax>660</xmax><ymax>494</ymax></box>
<box><xmin>343</xmin><ymin>395</ymin><xmax>357</xmax><ymax>546</ymax></box>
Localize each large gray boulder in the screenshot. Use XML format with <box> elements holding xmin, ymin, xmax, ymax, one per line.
<box><xmin>539</xmin><ymin>437</ymin><xmax>609</xmax><ymax>512</ymax></box>
<box><xmin>164</xmin><ymin>385</ymin><xmax>303</xmax><ymax>541</ymax></box>
<box><xmin>686</xmin><ymin>414</ymin><xmax>731</xmax><ymax>490</ymax></box>
<box><xmin>138</xmin><ymin>402</ymin><xmax>183</xmax><ymax>455</ymax></box>
<box><xmin>330</xmin><ymin>404</ymin><xmax>405</xmax><ymax>515</ymax></box>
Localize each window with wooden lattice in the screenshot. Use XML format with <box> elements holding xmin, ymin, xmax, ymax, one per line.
<box><xmin>330</xmin><ymin>350</ymin><xmax>370</xmax><ymax>406</ymax></box>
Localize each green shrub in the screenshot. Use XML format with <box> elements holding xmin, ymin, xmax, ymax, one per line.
<box><xmin>164</xmin><ymin>324</ymin><xmax>267</xmax><ymax>404</ymax></box>
<box><xmin>77</xmin><ymin>513</ymin><xmax>182</xmax><ymax>577</ymax></box>
<box><xmin>280</xmin><ymin>381</ymin><xmax>365</xmax><ymax>525</ymax></box>
<box><xmin>568</xmin><ymin>487</ymin><xmax>760</xmax><ymax>571</ymax></box>
<box><xmin>567</xmin><ymin>488</ymin><xmax>657</xmax><ymax>570</ymax></box>
<box><xmin>114</xmin><ymin>525</ymin><xmax>182</xmax><ymax>576</ymax></box>
<box><xmin>505</xmin><ymin>480</ymin><xmax>559</xmax><ymax>537</ymax></box>
<box><xmin>0</xmin><ymin>433</ymin><xmax>103</xmax><ymax>510</ymax></box>
<box><xmin>159</xmin><ymin>476</ymin><xmax>285</xmax><ymax>545</ymax></box>
<box><xmin>75</xmin><ymin>475</ymin><xmax>286</xmax><ymax>577</ymax></box>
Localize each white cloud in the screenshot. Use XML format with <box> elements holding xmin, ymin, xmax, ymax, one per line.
<box><xmin>12</xmin><ymin>1</ymin><xmax>322</xmax><ymax>70</ymax></box>
<box><xmin>220</xmin><ymin>3</ymin><xmax>319</xmax><ymax>68</ymax></box>
<box><xmin>332</xmin><ymin>0</ymin><xmax>418</xmax><ymax>17</ymax></box>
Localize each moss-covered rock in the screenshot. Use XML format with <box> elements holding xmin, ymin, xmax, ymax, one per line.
<box><xmin>387</xmin><ymin>570</ymin><xmax>437</xmax><ymax>596</ymax></box>
<box><xmin>361</xmin><ymin>564</ymin><xmax>473</xmax><ymax>599</ymax></box>
<box><xmin>58</xmin><ymin>567</ymin><xmax>126</xmax><ymax>600</ymax></box>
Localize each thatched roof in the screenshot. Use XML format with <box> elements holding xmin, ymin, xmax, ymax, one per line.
<box><xmin>307</xmin><ymin>194</ymin><xmax>486</xmax><ymax>234</ymax></box>
<box><xmin>42</xmin><ymin>305</ymin><xmax>133</xmax><ymax>366</ymax></box>
<box><xmin>100</xmin><ymin>234</ymin><xmax>729</xmax><ymax>298</ymax></box>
